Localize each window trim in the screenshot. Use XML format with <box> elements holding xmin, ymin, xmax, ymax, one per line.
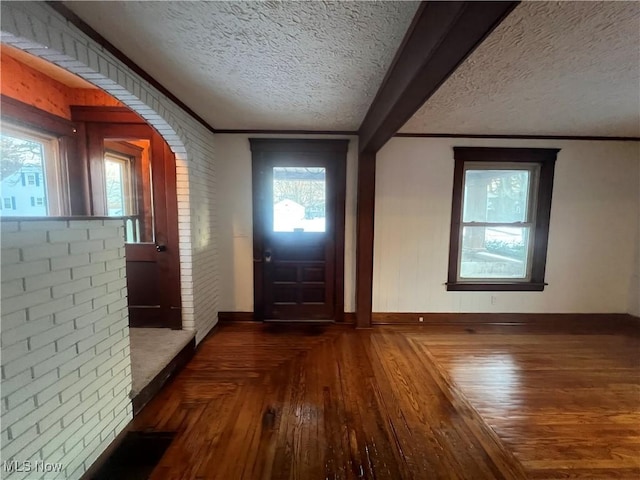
<box><xmin>2</xmin><ymin>122</ymin><xmax>65</xmax><ymax>216</ymax></box>
<box><xmin>447</xmin><ymin>147</ymin><xmax>559</xmax><ymax>291</ymax></box>
<box><xmin>1</xmin><ymin>95</ymin><xmax>83</xmax><ymax>215</ymax></box>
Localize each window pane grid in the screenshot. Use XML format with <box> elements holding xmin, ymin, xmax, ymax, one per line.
<box><xmin>457</xmin><ymin>163</ymin><xmax>540</xmax><ymax>282</ymax></box>
<box><xmin>461</xmin><ymin>222</ymin><xmax>533</xmax><ymax>227</ymax></box>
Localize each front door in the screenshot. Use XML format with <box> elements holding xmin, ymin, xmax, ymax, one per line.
<box><xmin>251</xmin><ymin>139</ymin><xmax>348</xmax><ymax>322</ymax></box>
<box><xmin>73</xmin><ymin>107</ymin><xmax>181</xmax><ymax>329</ymax></box>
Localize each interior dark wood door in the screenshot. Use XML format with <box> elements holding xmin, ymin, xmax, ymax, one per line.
<box><xmin>251</xmin><ymin>139</ymin><xmax>348</xmax><ymax>322</ymax></box>
<box><xmin>75</xmin><ymin>107</ymin><xmax>181</xmax><ymax>329</ymax></box>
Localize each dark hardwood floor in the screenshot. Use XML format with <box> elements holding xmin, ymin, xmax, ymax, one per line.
<box><xmin>132</xmin><ymin>320</ymin><xmax>640</xmax><ymax>479</ymax></box>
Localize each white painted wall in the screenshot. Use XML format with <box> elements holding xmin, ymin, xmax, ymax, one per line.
<box><xmin>215</xmin><ymin>134</ymin><xmax>358</xmax><ymax>313</ymax></box>
<box><xmin>374</xmin><ymin>137</ymin><xmax>639</xmax><ymax>314</ymax></box>
<box><xmin>1</xmin><ymin>219</ymin><xmax>132</xmax><ymax>480</ymax></box>
<box><xmin>1</xmin><ymin>1</ymin><xmax>219</xmax><ymax>343</ymax></box>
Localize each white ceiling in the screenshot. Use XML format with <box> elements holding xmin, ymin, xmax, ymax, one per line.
<box><xmin>63</xmin><ymin>1</ymin><xmax>419</xmax><ymax>131</ymax></box>
<box><xmin>401</xmin><ymin>1</ymin><xmax>640</xmax><ymax>137</ymax></box>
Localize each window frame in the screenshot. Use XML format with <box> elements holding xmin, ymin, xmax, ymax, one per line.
<box><xmin>1</xmin><ymin>122</ymin><xmax>65</xmax><ymax>216</ymax></box>
<box><xmin>104</xmin><ymin>149</ymin><xmax>136</xmax><ymax>217</ymax></box>
<box><xmin>447</xmin><ymin>147</ymin><xmax>559</xmax><ymax>291</ymax></box>
<box><xmin>1</xmin><ymin>95</ymin><xmax>83</xmax><ymax>215</ymax></box>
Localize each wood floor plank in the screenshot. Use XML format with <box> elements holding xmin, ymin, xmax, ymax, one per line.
<box><xmin>416</xmin><ymin>328</ymin><xmax>640</xmax><ymax>479</ymax></box>
<box><xmin>130</xmin><ymin>320</ymin><xmax>639</xmax><ymax>479</ymax></box>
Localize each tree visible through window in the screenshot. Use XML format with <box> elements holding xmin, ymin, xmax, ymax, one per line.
<box><xmin>0</xmin><ymin>124</ymin><xmax>63</xmax><ymax>217</ymax></box>
<box><xmin>447</xmin><ymin>147</ymin><xmax>559</xmax><ymax>291</ymax></box>
<box><xmin>272</xmin><ymin>167</ymin><xmax>326</xmax><ymax>232</ymax></box>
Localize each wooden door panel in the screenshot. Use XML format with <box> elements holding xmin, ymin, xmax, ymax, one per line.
<box><xmin>273</xmin><ymin>286</ymin><xmax>298</xmax><ymax>304</ymax></box>
<box><xmin>251</xmin><ymin>139</ymin><xmax>348</xmax><ymax>322</ymax></box>
<box><xmin>273</xmin><ymin>242</ymin><xmax>325</xmax><ymax>260</ymax></box>
<box><xmin>125</xmin><ymin>243</ymin><xmax>156</xmax><ymax>261</ymax></box>
<box><xmin>273</xmin><ymin>265</ymin><xmax>297</xmax><ymax>282</ymax></box>
<box><xmin>75</xmin><ymin>108</ymin><xmax>181</xmax><ymax>329</ymax></box>
<box><xmin>302</xmin><ymin>287</ymin><xmax>325</xmax><ymax>304</ymax></box>
<box><xmin>126</xmin><ymin>260</ymin><xmax>160</xmax><ymax>305</ymax></box>
<box><xmin>302</xmin><ymin>267</ymin><xmax>324</xmax><ymax>282</ymax></box>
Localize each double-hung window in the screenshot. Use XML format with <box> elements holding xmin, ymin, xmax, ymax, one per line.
<box><xmin>447</xmin><ymin>147</ymin><xmax>559</xmax><ymax>291</ymax></box>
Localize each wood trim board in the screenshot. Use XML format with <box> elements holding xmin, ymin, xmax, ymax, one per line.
<box><xmin>371</xmin><ymin>312</ymin><xmax>640</xmax><ymax>335</ymax></box>
<box><xmin>395</xmin><ymin>133</ymin><xmax>640</xmax><ymax>142</ymax></box>
<box><xmin>215</xmin><ymin>129</ymin><xmax>357</xmax><ymax>136</ymax></box>
<box><xmin>354</xmin><ymin>2</ymin><xmax>519</xmax><ymax>329</ymax></box>
<box><xmin>218</xmin><ymin>311</ymin><xmax>356</xmax><ymax>324</ymax></box>
<box><xmin>355</xmin><ymin>151</ymin><xmax>376</xmax><ymax>328</ymax></box>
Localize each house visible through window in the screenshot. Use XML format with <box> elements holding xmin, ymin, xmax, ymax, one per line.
<box><xmin>447</xmin><ymin>147</ymin><xmax>559</xmax><ymax>291</ymax></box>
<box><xmin>0</xmin><ymin>123</ymin><xmax>65</xmax><ymax>217</ymax></box>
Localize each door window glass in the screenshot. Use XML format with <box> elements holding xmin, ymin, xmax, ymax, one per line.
<box><xmin>103</xmin><ymin>140</ymin><xmax>154</xmax><ymax>243</ymax></box>
<box><xmin>273</xmin><ymin>167</ymin><xmax>326</xmax><ymax>232</ymax></box>
<box><xmin>104</xmin><ymin>153</ymin><xmax>134</xmax><ymax>216</ymax></box>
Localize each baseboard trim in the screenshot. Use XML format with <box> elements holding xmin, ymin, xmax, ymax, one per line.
<box><xmin>216</xmin><ymin>311</ymin><xmax>638</xmax><ymax>332</ymax></box>
<box><xmin>372</xmin><ymin>312</ymin><xmax>639</xmax><ymax>332</ymax></box>
<box><xmin>219</xmin><ymin>311</ymin><xmax>356</xmax><ymax>324</ymax></box>
<box><xmin>218</xmin><ymin>311</ymin><xmax>255</xmax><ymax>322</ymax></box>
<box><xmin>343</xmin><ymin>312</ymin><xmax>356</xmax><ymax>324</ymax></box>
<box><xmin>131</xmin><ymin>336</ymin><xmax>196</xmax><ymax>416</ymax></box>
<box><xmin>372</xmin><ymin>312</ymin><xmax>634</xmax><ymax>323</ymax></box>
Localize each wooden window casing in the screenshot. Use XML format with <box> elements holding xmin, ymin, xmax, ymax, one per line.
<box><xmin>447</xmin><ymin>147</ymin><xmax>559</xmax><ymax>291</ymax></box>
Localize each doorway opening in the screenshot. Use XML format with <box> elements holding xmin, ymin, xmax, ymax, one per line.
<box><xmin>71</xmin><ymin>106</ymin><xmax>191</xmax><ymax>404</ymax></box>
<box><xmin>250</xmin><ymin>139</ymin><xmax>348</xmax><ymax>322</ymax></box>
<box><xmin>0</xmin><ymin>43</ymin><xmax>193</xmax><ymax>410</ymax></box>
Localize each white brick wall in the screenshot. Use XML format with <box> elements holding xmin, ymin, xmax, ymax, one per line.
<box><xmin>0</xmin><ymin>219</ymin><xmax>133</xmax><ymax>480</ymax></box>
<box><xmin>1</xmin><ymin>1</ymin><xmax>220</xmax><ymax>343</ymax></box>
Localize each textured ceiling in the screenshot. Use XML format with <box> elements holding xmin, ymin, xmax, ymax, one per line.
<box><xmin>63</xmin><ymin>1</ymin><xmax>419</xmax><ymax>130</ymax></box>
<box><xmin>401</xmin><ymin>1</ymin><xmax>640</xmax><ymax>137</ymax></box>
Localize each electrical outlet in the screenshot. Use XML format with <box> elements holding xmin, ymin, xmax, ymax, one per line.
<box><xmin>418</xmin><ymin>316</ymin><xmax>424</xmax><ymax>322</ymax></box>
<box><xmin>491</xmin><ymin>295</ymin><xmax>497</xmax><ymax>305</ymax></box>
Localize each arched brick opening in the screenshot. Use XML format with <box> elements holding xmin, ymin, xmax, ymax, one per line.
<box><xmin>1</xmin><ymin>26</ymin><xmax>195</xmax><ymax>332</ymax></box>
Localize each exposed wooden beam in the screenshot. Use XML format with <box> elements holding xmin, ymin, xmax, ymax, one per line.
<box><xmin>355</xmin><ymin>151</ymin><xmax>376</xmax><ymax>328</ymax></box>
<box><xmin>358</xmin><ymin>1</ymin><xmax>520</xmax><ymax>154</ymax></box>
<box><xmin>354</xmin><ymin>1</ymin><xmax>519</xmax><ymax>327</ymax></box>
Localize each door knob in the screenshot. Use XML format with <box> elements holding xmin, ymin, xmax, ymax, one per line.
<box><xmin>264</xmin><ymin>249</ymin><xmax>272</xmax><ymax>263</ymax></box>
<box><xmin>156</xmin><ymin>244</ymin><xmax>167</xmax><ymax>252</ymax></box>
